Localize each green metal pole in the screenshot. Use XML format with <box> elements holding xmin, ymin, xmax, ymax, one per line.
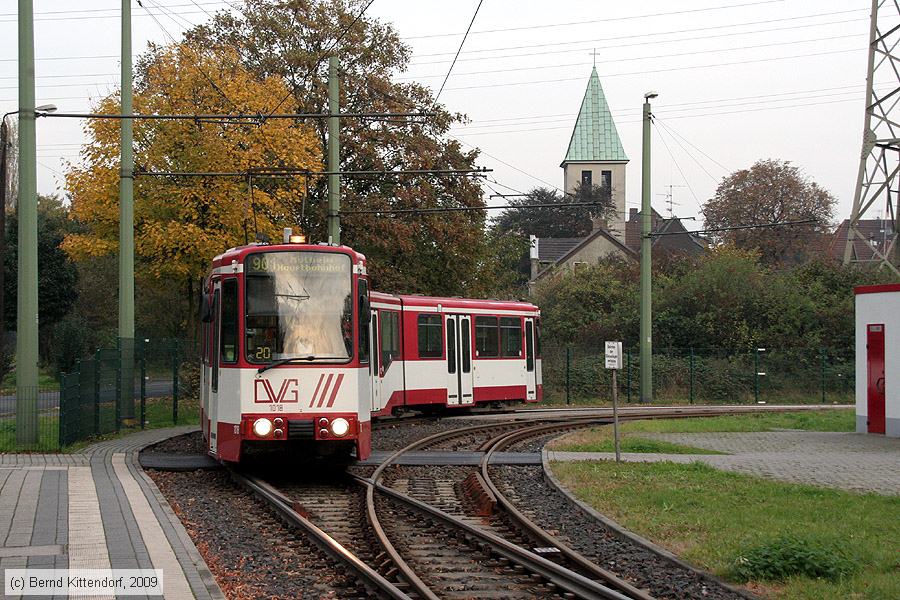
<box><xmin>820</xmin><ymin>348</ymin><xmax>826</xmax><ymax>404</ymax></box>
<box><xmin>118</xmin><ymin>0</ymin><xmax>135</xmax><ymax>422</ymax></box>
<box><xmin>16</xmin><ymin>0</ymin><xmax>38</xmax><ymax>445</ymax></box>
<box><xmin>626</xmin><ymin>349</ymin><xmax>631</xmax><ymax>403</ymax></box>
<box><xmin>565</xmin><ymin>346</ymin><xmax>571</xmax><ymax>405</ymax></box>
<box><xmin>327</xmin><ymin>55</ymin><xmax>340</xmax><ymax>245</ymax></box>
<box><xmin>639</xmin><ymin>93</ymin><xmax>655</xmax><ymax>403</ymax></box>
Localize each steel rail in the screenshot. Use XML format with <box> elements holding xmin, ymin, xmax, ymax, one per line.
<box><xmin>228</xmin><ymin>469</ymin><xmax>413</xmax><ymax>600</ymax></box>
<box><xmin>362</xmin><ymin>417</ymin><xmax>633</xmax><ymax>600</ymax></box>
<box><xmin>479</xmin><ymin>423</ymin><xmax>656</xmax><ymax>600</ymax></box>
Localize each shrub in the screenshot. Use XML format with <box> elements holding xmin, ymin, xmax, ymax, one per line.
<box><xmin>178</xmin><ymin>361</ymin><xmax>200</xmax><ymax>399</ymax></box>
<box><xmin>727</xmin><ymin>535</ymin><xmax>857</xmax><ymax>582</ymax></box>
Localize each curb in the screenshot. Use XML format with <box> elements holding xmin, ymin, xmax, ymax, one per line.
<box><xmin>541</xmin><ymin>446</ymin><xmax>758</xmax><ymax>600</ymax></box>
<box><xmin>126</xmin><ymin>426</ymin><xmax>226</xmax><ymax>600</ymax></box>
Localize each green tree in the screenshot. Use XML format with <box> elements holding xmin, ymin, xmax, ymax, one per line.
<box><xmin>494</xmin><ymin>183</ymin><xmax>614</xmax><ymax>238</ymax></box>
<box><xmin>4</xmin><ymin>195</ymin><xmax>79</xmax><ymax>363</ymax></box>
<box><xmin>701</xmin><ymin>159</ymin><xmax>835</xmax><ymax>265</ymax></box>
<box><xmin>187</xmin><ymin>0</ymin><xmax>487</xmax><ymax>296</ymax></box>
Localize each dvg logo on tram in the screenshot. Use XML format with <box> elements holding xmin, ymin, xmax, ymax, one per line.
<box><xmin>254</xmin><ymin>379</ymin><xmax>300</xmax><ymax>403</ymax></box>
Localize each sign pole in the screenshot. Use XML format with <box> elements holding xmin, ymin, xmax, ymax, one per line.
<box><xmin>612</xmin><ymin>367</ymin><xmax>620</xmax><ymax>463</ymax></box>
<box><xmin>605</xmin><ymin>341</ymin><xmax>623</xmax><ymax>463</ymax></box>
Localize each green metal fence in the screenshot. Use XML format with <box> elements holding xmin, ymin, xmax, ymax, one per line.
<box><xmin>0</xmin><ymin>337</ymin><xmax>190</xmax><ymax>452</ymax></box>
<box><xmin>544</xmin><ymin>345</ymin><xmax>855</xmax><ymax>405</ymax></box>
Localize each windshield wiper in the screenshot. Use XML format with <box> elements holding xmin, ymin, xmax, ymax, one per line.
<box><xmin>273</xmin><ymin>293</ymin><xmax>310</xmax><ymax>301</ymax></box>
<box><xmin>256</xmin><ymin>356</ymin><xmax>346</xmax><ymax>374</ymax></box>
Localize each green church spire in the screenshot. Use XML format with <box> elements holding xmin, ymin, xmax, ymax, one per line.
<box><xmin>562</xmin><ymin>67</ymin><xmax>628</xmax><ymax>163</ymax></box>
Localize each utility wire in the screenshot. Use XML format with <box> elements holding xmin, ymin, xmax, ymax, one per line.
<box><xmin>410</xmin><ymin>11</ymin><xmax>866</xmax><ymax>63</ymax></box>
<box><xmin>0</xmin><ymin>1</ymin><xmax>231</xmax><ymax>18</ymax></box>
<box><xmin>433</xmin><ymin>0</ymin><xmax>484</xmax><ymax>105</ymax></box>
<box><xmin>403</xmin><ymin>33</ymin><xmax>863</xmax><ymax>80</ymax></box>
<box><xmin>404</xmin><ymin>0</ymin><xmax>787</xmax><ymax>39</ymax></box>
<box><xmin>654</xmin><ymin>122</ymin><xmax>700</xmax><ymax>206</ymax></box>
<box><xmin>442</xmin><ymin>48</ymin><xmax>861</xmax><ymax>92</ymax></box>
<box><xmin>654</xmin><ymin>118</ymin><xmax>730</xmax><ymax>174</ymax></box>
<box><xmin>655</xmin><ymin>120</ymin><xmax>720</xmax><ymax>183</ymax></box>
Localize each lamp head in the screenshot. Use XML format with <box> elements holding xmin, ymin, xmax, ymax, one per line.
<box><xmin>644</xmin><ymin>91</ymin><xmax>658</xmax><ymax>100</ymax></box>
<box><xmin>35</xmin><ymin>104</ymin><xmax>57</xmax><ymax>113</ymax></box>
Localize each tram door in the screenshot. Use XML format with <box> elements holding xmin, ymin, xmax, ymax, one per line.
<box><xmin>524</xmin><ymin>318</ymin><xmax>537</xmax><ymax>401</ymax></box>
<box><xmin>446</xmin><ymin>315</ymin><xmax>474</xmax><ymax>405</ymax></box>
<box><xmin>208</xmin><ymin>283</ymin><xmax>221</xmax><ymax>454</ymax></box>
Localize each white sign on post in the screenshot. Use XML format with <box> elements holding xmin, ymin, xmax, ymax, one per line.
<box><xmin>605</xmin><ymin>341</ymin><xmax>623</xmax><ymax>463</ymax></box>
<box><xmin>604</xmin><ymin>341</ymin><xmax>622</xmax><ymax>370</ymax></box>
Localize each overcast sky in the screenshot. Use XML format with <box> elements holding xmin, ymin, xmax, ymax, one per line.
<box><xmin>0</xmin><ymin>0</ymin><xmax>887</xmax><ymax>226</ymax></box>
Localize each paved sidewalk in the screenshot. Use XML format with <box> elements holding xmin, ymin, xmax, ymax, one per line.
<box><xmin>0</xmin><ymin>426</ymin><xmax>223</xmax><ymax>599</ymax></box>
<box><xmin>548</xmin><ymin>431</ymin><xmax>900</xmax><ymax>495</ymax></box>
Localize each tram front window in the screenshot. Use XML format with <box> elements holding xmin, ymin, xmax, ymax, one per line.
<box><xmin>245</xmin><ymin>251</ymin><xmax>353</xmax><ymax>363</ymax></box>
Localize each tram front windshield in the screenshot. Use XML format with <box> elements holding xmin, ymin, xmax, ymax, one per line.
<box><xmin>245</xmin><ymin>251</ymin><xmax>353</xmax><ymax>362</ymax></box>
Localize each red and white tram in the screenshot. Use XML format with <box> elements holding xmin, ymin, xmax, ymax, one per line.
<box><xmin>199</xmin><ymin>241</ymin><xmax>542</xmax><ymax>463</ymax></box>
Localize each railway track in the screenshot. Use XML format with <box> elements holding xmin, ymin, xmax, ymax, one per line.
<box><xmin>225</xmin><ymin>408</ymin><xmax>768</xmax><ymax>599</ymax></box>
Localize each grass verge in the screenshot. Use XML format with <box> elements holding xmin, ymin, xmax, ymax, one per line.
<box><xmin>551</xmin><ymin>460</ymin><xmax>899</xmax><ymax>599</ymax></box>
<box><xmin>550</xmin><ymin>410</ymin><xmax>855</xmax><ymax>453</ymax></box>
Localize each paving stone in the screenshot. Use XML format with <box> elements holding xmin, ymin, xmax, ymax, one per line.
<box><xmin>551</xmin><ymin>431</ymin><xmax>900</xmax><ymax>495</ymax></box>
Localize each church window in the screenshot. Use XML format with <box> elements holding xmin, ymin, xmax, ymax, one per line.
<box><xmin>581</xmin><ymin>170</ymin><xmax>592</xmax><ymax>187</ymax></box>
<box><xmin>601</xmin><ymin>170</ymin><xmax>612</xmax><ymax>189</ymax></box>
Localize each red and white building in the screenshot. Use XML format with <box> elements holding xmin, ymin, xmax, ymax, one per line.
<box><xmin>855</xmin><ymin>283</ymin><xmax>900</xmax><ymax>437</ymax></box>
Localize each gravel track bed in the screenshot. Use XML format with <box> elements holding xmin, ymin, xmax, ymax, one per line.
<box><xmin>148</xmin><ymin>469</ymin><xmax>374</xmax><ymax>599</ymax></box>
<box><xmin>143</xmin><ymin>430</ymin><xmax>206</xmax><ymax>454</ymax></box>
<box><xmin>491</xmin><ymin>465</ymin><xmax>747</xmax><ymax>600</ymax></box>
<box><xmin>374</xmin><ymin>492</ymin><xmax>569</xmax><ymax>599</ymax></box>
<box><xmin>371</xmin><ymin>417</ymin><xmax>487</xmax><ymax>451</ymax></box>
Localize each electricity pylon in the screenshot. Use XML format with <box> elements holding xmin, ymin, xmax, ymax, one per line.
<box><xmin>845</xmin><ymin>0</ymin><xmax>900</xmax><ymax>274</ymax></box>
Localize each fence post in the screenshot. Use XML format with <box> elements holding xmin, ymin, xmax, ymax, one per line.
<box><xmin>140</xmin><ymin>339</ymin><xmax>147</xmax><ymax>429</ymax></box>
<box><xmin>754</xmin><ymin>348</ymin><xmax>761</xmax><ymax>404</ymax></box>
<box><xmin>58</xmin><ymin>373</ymin><xmax>66</xmax><ymax>448</ymax></box>
<box><xmin>93</xmin><ymin>351</ymin><xmax>101</xmax><ymax>435</ymax></box>
<box><xmin>172</xmin><ymin>339</ymin><xmax>179</xmax><ymax>425</ymax></box>
<box><xmin>565</xmin><ymin>346</ymin><xmax>571</xmax><ymax>405</ymax></box>
<box><xmin>689</xmin><ymin>347</ymin><xmax>694</xmax><ymax>405</ymax></box>
<box><xmin>114</xmin><ymin>341</ymin><xmax>121</xmax><ymax>433</ymax></box>
<box><xmin>820</xmin><ymin>348</ymin><xmax>826</xmax><ymax>404</ymax></box>
<box><xmin>626</xmin><ymin>349</ymin><xmax>632</xmax><ymax>403</ymax></box>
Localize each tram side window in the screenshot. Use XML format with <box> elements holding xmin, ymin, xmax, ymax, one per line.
<box><xmin>417</xmin><ymin>314</ymin><xmax>443</xmax><ymax>358</ymax></box>
<box><xmin>359</xmin><ymin>279</ymin><xmax>369</xmax><ymax>364</ymax></box>
<box><xmin>535</xmin><ymin>317</ymin><xmax>542</xmax><ymax>358</ymax></box>
<box><xmin>461</xmin><ymin>319</ymin><xmax>471</xmax><ymax>373</ymax></box>
<box><xmin>500</xmin><ymin>317</ymin><xmax>522</xmax><ymax>358</ymax></box>
<box><xmin>447</xmin><ymin>318</ymin><xmax>456</xmax><ymax>374</ymax></box>
<box><xmin>475</xmin><ymin>316</ymin><xmax>499</xmax><ymax>357</ymax></box>
<box><xmin>211</xmin><ymin>290</ymin><xmax>220</xmax><ymax>393</ymax></box>
<box><xmin>220</xmin><ymin>279</ymin><xmax>238</xmax><ymax>363</ymax></box>
<box><xmin>380</xmin><ymin>310</ymin><xmax>400</xmax><ymax>372</ymax></box>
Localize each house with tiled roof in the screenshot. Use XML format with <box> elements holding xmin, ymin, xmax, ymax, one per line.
<box><xmin>624</xmin><ymin>208</ymin><xmax>707</xmax><ymax>256</ymax></box>
<box><xmin>828</xmin><ymin>218</ymin><xmax>895</xmax><ymax>263</ymax></box>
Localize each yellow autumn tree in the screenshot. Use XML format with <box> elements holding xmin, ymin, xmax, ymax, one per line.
<box><xmin>63</xmin><ymin>41</ymin><xmax>322</xmax><ymax>282</ymax></box>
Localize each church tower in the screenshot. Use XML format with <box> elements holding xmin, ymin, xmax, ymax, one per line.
<box><xmin>561</xmin><ymin>67</ymin><xmax>628</xmax><ymax>241</ymax></box>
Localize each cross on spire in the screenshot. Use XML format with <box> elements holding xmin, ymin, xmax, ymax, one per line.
<box><xmin>589</xmin><ymin>48</ymin><xmax>599</xmax><ymax>67</ymax></box>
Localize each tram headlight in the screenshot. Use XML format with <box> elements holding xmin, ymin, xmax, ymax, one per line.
<box><xmin>253</xmin><ymin>418</ymin><xmax>273</xmax><ymax>437</ymax></box>
<box><xmin>330</xmin><ymin>418</ymin><xmax>350</xmax><ymax>437</ymax></box>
